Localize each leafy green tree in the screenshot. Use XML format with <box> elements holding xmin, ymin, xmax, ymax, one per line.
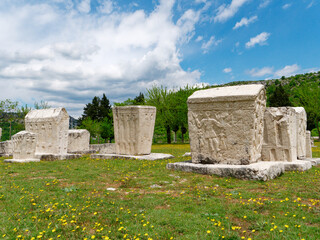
<box><xmin>133</xmin><ymin>92</ymin><xmax>145</xmax><ymax>105</ymax></box>
<box><xmin>268</xmin><ymin>84</ymin><xmax>292</xmax><ymax>107</ymax></box>
<box><xmin>80</xmin><ymin>94</ymin><xmax>113</xmax><ymax>143</ymax></box>
<box><xmin>292</xmin><ymin>82</ymin><xmax>320</xmax><ymax>138</ymax></box>
<box><xmin>0</xmin><ymin>99</ymin><xmax>20</xmax><ymax>139</ymax></box>
<box><xmin>79</xmin><ymin>117</ymin><xmax>102</xmax><ymax>143</ymax></box>
<box><xmin>82</xmin><ymin>94</ymin><xmax>112</xmax><ymax>122</ymax></box>
<box><xmin>82</xmin><ymin>96</ymin><xmax>101</xmax><ymax>121</ymax></box>
<box><xmin>101</xmin><ymin>116</ymin><xmax>114</xmax><ymax>143</ymax></box>
<box><xmin>99</xmin><ymin>94</ymin><xmax>112</xmax><ymax>120</ymax></box>
<box><xmin>114</xmin><ymin>92</ymin><xmax>145</xmax><ymax>106</ymax></box>
<box><xmin>146</xmin><ymin>86</ymin><xmax>173</xmax><ymax>143</ymax></box>
<box><xmin>34</xmin><ymin>100</ymin><xmax>51</xmax><ymax>109</ymax></box>
<box><xmin>19</xmin><ymin>104</ymin><xmax>32</xmax><ymax>117</ymax></box>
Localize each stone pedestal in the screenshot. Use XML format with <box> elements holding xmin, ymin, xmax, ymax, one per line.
<box><xmin>113</xmin><ymin>106</ymin><xmax>156</xmax><ymax>155</ymax></box>
<box><xmin>188</xmin><ymin>84</ymin><xmax>266</xmax><ymax>165</ymax></box>
<box><xmin>25</xmin><ymin>108</ymin><xmax>69</xmax><ymax>155</ymax></box>
<box><xmin>262</xmin><ymin>107</ymin><xmax>297</xmax><ymax>162</ymax></box>
<box><xmin>293</xmin><ymin>107</ymin><xmax>307</xmax><ymax>159</ymax></box>
<box><xmin>306</xmin><ymin>130</ymin><xmax>312</xmax><ymax>158</ymax></box>
<box><xmin>68</xmin><ymin>129</ymin><xmax>90</xmax><ymax>153</ymax></box>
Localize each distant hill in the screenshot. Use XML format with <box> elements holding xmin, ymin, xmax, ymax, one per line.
<box><xmin>221</xmin><ymin>71</ymin><xmax>320</xmax><ymax>136</ymax></box>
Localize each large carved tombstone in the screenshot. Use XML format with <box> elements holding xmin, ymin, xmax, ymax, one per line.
<box><xmin>113</xmin><ymin>106</ymin><xmax>156</xmax><ymax>155</ymax></box>
<box><xmin>188</xmin><ymin>84</ymin><xmax>266</xmax><ymax>165</ymax></box>
<box><xmin>262</xmin><ymin>107</ymin><xmax>297</xmax><ymax>162</ymax></box>
<box><xmin>12</xmin><ymin>131</ymin><xmax>37</xmax><ymax>160</ymax></box>
<box><xmin>25</xmin><ymin>108</ymin><xmax>69</xmax><ymax>155</ymax></box>
<box><xmin>68</xmin><ymin>129</ymin><xmax>90</xmax><ymax>153</ymax></box>
<box><xmin>293</xmin><ymin>107</ymin><xmax>307</xmax><ymax>159</ymax></box>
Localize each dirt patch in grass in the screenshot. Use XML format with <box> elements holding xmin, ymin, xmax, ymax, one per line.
<box><xmin>29</xmin><ymin>176</ymin><xmax>57</xmax><ymax>180</ymax></box>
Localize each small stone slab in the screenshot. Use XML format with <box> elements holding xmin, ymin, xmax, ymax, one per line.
<box><xmin>36</xmin><ymin>154</ymin><xmax>81</xmax><ymax>161</ymax></box>
<box><xmin>182</xmin><ymin>152</ymin><xmax>191</xmax><ymax>157</ymax></box>
<box><xmin>298</xmin><ymin>158</ymin><xmax>320</xmax><ymax>166</ymax></box>
<box><xmin>4</xmin><ymin>158</ymin><xmax>40</xmax><ymax>163</ymax></box>
<box><xmin>166</xmin><ymin>161</ymin><xmax>284</xmax><ymax>181</ymax></box>
<box><xmin>282</xmin><ymin>160</ymin><xmax>312</xmax><ymax>171</ymax></box>
<box><xmin>91</xmin><ymin>153</ymin><xmax>174</xmax><ymax>161</ymax></box>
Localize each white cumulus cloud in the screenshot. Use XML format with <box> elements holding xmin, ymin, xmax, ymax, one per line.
<box><xmin>275</xmin><ymin>64</ymin><xmax>300</xmax><ymax>77</ymax></box>
<box><xmin>78</xmin><ymin>0</ymin><xmax>91</xmax><ymax>13</ymax></box>
<box><xmin>233</xmin><ymin>16</ymin><xmax>257</xmax><ymax>29</ymax></box>
<box><xmin>214</xmin><ymin>0</ymin><xmax>250</xmax><ymax>23</ymax></box>
<box><xmin>282</xmin><ymin>3</ymin><xmax>292</xmax><ymax>10</ymax></box>
<box><xmin>0</xmin><ymin>0</ymin><xmax>203</xmax><ymax>117</ymax></box>
<box><xmin>245</xmin><ymin>32</ymin><xmax>270</xmax><ymax>48</ymax></box>
<box><xmin>247</xmin><ymin>67</ymin><xmax>273</xmax><ymax>77</ymax></box>
<box><xmin>247</xmin><ymin>64</ymin><xmax>301</xmax><ymax>78</ymax></box>
<box><xmin>201</xmin><ymin>36</ymin><xmax>222</xmax><ymax>53</ymax></box>
<box><xmin>223</xmin><ymin>68</ymin><xmax>232</xmax><ymax>73</ymax></box>
<box><xmin>259</xmin><ymin>0</ymin><xmax>271</xmax><ymax>9</ymax></box>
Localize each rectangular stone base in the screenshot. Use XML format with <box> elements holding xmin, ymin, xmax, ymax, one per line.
<box><xmin>298</xmin><ymin>158</ymin><xmax>320</xmax><ymax>166</ymax></box>
<box><xmin>68</xmin><ymin>150</ymin><xmax>96</xmax><ymax>154</ymax></box>
<box><xmin>36</xmin><ymin>154</ymin><xmax>81</xmax><ymax>161</ymax></box>
<box><xmin>283</xmin><ymin>160</ymin><xmax>312</xmax><ymax>171</ymax></box>
<box><xmin>166</xmin><ymin>161</ymin><xmax>284</xmax><ymax>181</ymax></box>
<box><xmin>91</xmin><ymin>153</ymin><xmax>174</xmax><ymax>161</ymax></box>
<box><xmin>4</xmin><ymin>158</ymin><xmax>40</xmax><ymax>163</ymax></box>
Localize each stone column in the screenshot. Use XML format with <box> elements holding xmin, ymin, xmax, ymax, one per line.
<box><xmin>113</xmin><ymin>106</ymin><xmax>156</xmax><ymax>155</ymax></box>
<box><xmin>306</xmin><ymin>130</ymin><xmax>312</xmax><ymax>158</ymax></box>
<box><xmin>262</xmin><ymin>107</ymin><xmax>297</xmax><ymax>162</ymax></box>
<box><xmin>293</xmin><ymin>107</ymin><xmax>307</xmax><ymax>159</ymax></box>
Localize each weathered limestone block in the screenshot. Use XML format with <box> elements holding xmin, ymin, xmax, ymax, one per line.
<box><xmin>262</xmin><ymin>107</ymin><xmax>297</xmax><ymax>162</ymax></box>
<box><xmin>306</xmin><ymin>130</ymin><xmax>312</xmax><ymax>158</ymax></box>
<box><xmin>89</xmin><ymin>143</ymin><xmax>115</xmax><ymax>154</ymax></box>
<box><xmin>11</xmin><ymin>131</ymin><xmax>37</xmax><ymax>160</ymax></box>
<box><xmin>0</xmin><ymin>140</ymin><xmax>13</xmax><ymax>156</ymax></box>
<box><xmin>25</xmin><ymin>108</ymin><xmax>69</xmax><ymax>155</ymax></box>
<box><xmin>293</xmin><ymin>107</ymin><xmax>307</xmax><ymax>159</ymax></box>
<box><xmin>113</xmin><ymin>106</ymin><xmax>156</xmax><ymax>155</ymax></box>
<box><xmin>68</xmin><ymin>129</ymin><xmax>90</xmax><ymax>153</ymax></box>
<box><xmin>188</xmin><ymin>84</ymin><xmax>266</xmax><ymax>165</ymax></box>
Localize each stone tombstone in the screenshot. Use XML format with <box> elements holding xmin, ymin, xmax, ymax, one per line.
<box><xmin>113</xmin><ymin>106</ymin><xmax>156</xmax><ymax>155</ymax></box>
<box><xmin>262</xmin><ymin>107</ymin><xmax>297</xmax><ymax>162</ymax></box>
<box><xmin>25</xmin><ymin>108</ymin><xmax>69</xmax><ymax>155</ymax></box>
<box><xmin>293</xmin><ymin>107</ymin><xmax>307</xmax><ymax>159</ymax></box>
<box><xmin>68</xmin><ymin>129</ymin><xmax>90</xmax><ymax>153</ymax></box>
<box><xmin>0</xmin><ymin>127</ymin><xmax>2</xmax><ymax>140</ymax></box>
<box><xmin>0</xmin><ymin>140</ymin><xmax>13</xmax><ymax>156</ymax></box>
<box><xmin>188</xmin><ymin>84</ymin><xmax>266</xmax><ymax>165</ymax></box>
<box><xmin>12</xmin><ymin>131</ymin><xmax>37</xmax><ymax>160</ymax></box>
<box><xmin>305</xmin><ymin>130</ymin><xmax>312</xmax><ymax>158</ymax></box>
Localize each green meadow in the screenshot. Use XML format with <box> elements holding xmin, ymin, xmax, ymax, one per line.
<box><xmin>0</xmin><ymin>143</ymin><xmax>319</xmax><ymax>240</ymax></box>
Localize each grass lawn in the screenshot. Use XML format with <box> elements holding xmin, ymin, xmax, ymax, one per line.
<box><xmin>0</xmin><ymin>143</ymin><xmax>320</xmax><ymax>240</ymax></box>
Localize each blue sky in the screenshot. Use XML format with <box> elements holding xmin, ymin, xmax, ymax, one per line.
<box><xmin>0</xmin><ymin>0</ymin><xmax>319</xmax><ymax>117</ymax></box>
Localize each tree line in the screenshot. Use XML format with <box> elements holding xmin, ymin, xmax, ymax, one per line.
<box><xmin>1</xmin><ymin>71</ymin><xmax>319</xmax><ymax>143</ymax></box>
<box><xmin>81</xmin><ymin>71</ymin><xmax>320</xmax><ymax>143</ymax></box>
